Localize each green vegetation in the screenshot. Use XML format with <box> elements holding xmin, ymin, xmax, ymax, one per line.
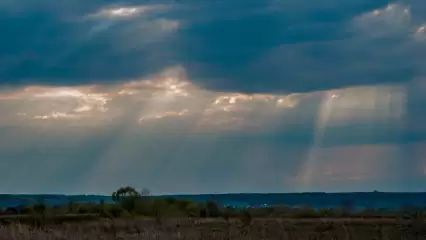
<box><xmin>1</xmin><ymin>186</ymin><xmax>426</xmax><ymax>239</ymax></box>
<box><xmin>0</xmin><ymin>186</ymin><xmax>424</xmax><ymax>225</ymax></box>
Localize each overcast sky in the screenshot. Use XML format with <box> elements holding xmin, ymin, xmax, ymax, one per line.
<box><xmin>1</xmin><ymin>0</ymin><xmax>426</xmax><ymax>194</ymax></box>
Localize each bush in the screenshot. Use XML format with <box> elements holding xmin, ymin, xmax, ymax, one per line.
<box><xmin>107</xmin><ymin>205</ymin><xmax>130</xmax><ymax>218</ymax></box>
<box><xmin>20</xmin><ymin>206</ymin><xmax>35</xmax><ymax>215</ymax></box>
<box><xmin>268</xmin><ymin>205</ymin><xmax>293</xmax><ymax>217</ymax></box>
<box><xmin>206</xmin><ymin>200</ymin><xmax>220</xmax><ymax>218</ymax></box>
<box><xmin>318</xmin><ymin>208</ymin><xmax>336</xmax><ymax>217</ymax></box>
<box><xmin>239</xmin><ymin>209</ymin><xmax>253</xmax><ymax>227</ymax></box>
<box><xmin>77</xmin><ymin>205</ymin><xmax>90</xmax><ymax>214</ymax></box>
<box><xmin>293</xmin><ymin>207</ymin><xmax>319</xmax><ymax>218</ymax></box>
<box><xmin>33</xmin><ymin>204</ymin><xmax>46</xmax><ymax>217</ymax></box>
<box><xmin>186</xmin><ymin>203</ymin><xmax>201</xmax><ymax>217</ymax></box>
<box><xmin>221</xmin><ymin>206</ymin><xmax>235</xmax><ymax>221</ymax></box>
<box><xmin>118</xmin><ymin>196</ymin><xmax>139</xmax><ymax>213</ymax></box>
<box><xmin>152</xmin><ymin>198</ymin><xmax>168</xmax><ymax>217</ymax></box>
<box><xmin>177</xmin><ymin>198</ymin><xmax>192</xmax><ymax>210</ymax></box>
<box><xmin>200</xmin><ymin>207</ymin><xmax>207</xmax><ymax>218</ymax></box>
<box><xmin>164</xmin><ymin>197</ymin><xmax>177</xmax><ymax>205</ymax></box>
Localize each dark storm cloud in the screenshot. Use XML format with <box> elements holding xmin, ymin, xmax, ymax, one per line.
<box><xmin>1</xmin><ymin>0</ymin><xmax>426</xmax><ymax>93</ymax></box>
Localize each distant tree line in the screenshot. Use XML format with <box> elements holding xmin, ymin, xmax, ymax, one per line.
<box><xmin>0</xmin><ymin>186</ymin><xmax>424</xmax><ymax>227</ymax></box>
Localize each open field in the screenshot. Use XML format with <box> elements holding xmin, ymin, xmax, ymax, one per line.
<box><xmin>0</xmin><ymin>214</ymin><xmax>408</xmax><ymax>223</ymax></box>
<box><xmin>2</xmin><ymin>187</ymin><xmax>426</xmax><ymax>239</ymax></box>
<box><xmin>0</xmin><ymin>217</ymin><xmax>425</xmax><ymax>240</ymax></box>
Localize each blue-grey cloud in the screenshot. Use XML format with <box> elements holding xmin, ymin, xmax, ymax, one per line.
<box><xmin>1</xmin><ymin>0</ymin><xmax>426</xmax><ymax>93</ymax></box>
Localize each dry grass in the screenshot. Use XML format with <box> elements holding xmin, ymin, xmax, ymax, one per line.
<box><xmin>0</xmin><ymin>218</ymin><xmax>423</xmax><ymax>240</ymax></box>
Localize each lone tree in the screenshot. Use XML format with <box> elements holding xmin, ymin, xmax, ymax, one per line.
<box><xmin>111</xmin><ymin>186</ymin><xmax>140</xmax><ymax>212</ymax></box>
<box><xmin>111</xmin><ymin>186</ymin><xmax>151</xmax><ymax>213</ymax></box>
<box><xmin>112</xmin><ymin>186</ymin><xmax>141</xmax><ymax>202</ymax></box>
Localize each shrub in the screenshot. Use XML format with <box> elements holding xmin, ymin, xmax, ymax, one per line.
<box><xmin>152</xmin><ymin>198</ymin><xmax>168</xmax><ymax>217</ymax></box>
<box><xmin>33</xmin><ymin>204</ymin><xmax>46</xmax><ymax>216</ymax></box>
<box><xmin>293</xmin><ymin>207</ymin><xmax>319</xmax><ymax>218</ymax></box>
<box><xmin>221</xmin><ymin>206</ymin><xmax>235</xmax><ymax>222</ymax></box>
<box><xmin>118</xmin><ymin>196</ymin><xmax>139</xmax><ymax>213</ymax></box>
<box><xmin>239</xmin><ymin>209</ymin><xmax>253</xmax><ymax>227</ymax></box>
<box><xmin>107</xmin><ymin>205</ymin><xmax>129</xmax><ymax>218</ymax></box>
<box><xmin>164</xmin><ymin>197</ymin><xmax>177</xmax><ymax>205</ymax></box>
<box><xmin>206</xmin><ymin>200</ymin><xmax>220</xmax><ymax>217</ymax></box>
<box><xmin>177</xmin><ymin>198</ymin><xmax>192</xmax><ymax>210</ymax></box>
<box><xmin>132</xmin><ymin>199</ymin><xmax>152</xmax><ymax>216</ymax></box>
<box><xmin>318</xmin><ymin>208</ymin><xmax>335</xmax><ymax>217</ymax></box>
<box><xmin>20</xmin><ymin>206</ymin><xmax>35</xmax><ymax>215</ymax></box>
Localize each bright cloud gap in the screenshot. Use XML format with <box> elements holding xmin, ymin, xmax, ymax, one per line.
<box><xmin>0</xmin><ymin>66</ymin><xmax>408</xmax><ymax>133</ymax></box>
<box><xmin>89</xmin><ymin>5</ymin><xmax>168</xmax><ymax>19</ymax></box>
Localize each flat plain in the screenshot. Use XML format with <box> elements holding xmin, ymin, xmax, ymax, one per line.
<box><xmin>0</xmin><ymin>217</ymin><xmax>423</xmax><ymax>240</ymax></box>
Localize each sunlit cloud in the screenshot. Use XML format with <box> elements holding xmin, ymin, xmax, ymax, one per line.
<box><xmin>417</xmin><ymin>24</ymin><xmax>426</xmax><ymax>34</ymax></box>
<box><xmin>1</xmin><ymin>86</ymin><xmax>111</xmax><ymax>123</ymax></box>
<box><xmin>0</xmin><ymin>64</ymin><xmax>411</xmax><ymax>134</ymax></box>
<box><xmin>34</xmin><ymin>112</ymin><xmax>81</xmax><ymax>120</ymax></box>
<box><xmin>353</xmin><ymin>3</ymin><xmax>411</xmax><ymax>34</ymax></box>
<box><xmin>0</xmin><ymin>66</ymin><xmax>303</xmax><ymax>131</ymax></box>
<box><xmin>83</xmin><ymin>3</ymin><xmax>180</xmax><ymax>46</ymax></box>
<box><xmin>139</xmin><ymin>109</ymin><xmax>189</xmax><ymax>123</ymax></box>
<box><xmin>414</xmin><ymin>24</ymin><xmax>426</xmax><ymax>41</ymax></box>
<box><xmin>33</xmin><ymin>88</ymin><xmax>110</xmax><ymax>113</ymax></box>
<box><xmin>352</xmin><ymin>3</ymin><xmax>426</xmax><ymax>44</ymax></box>
<box><xmin>88</xmin><ymin>5</ymin><xmax>168</xmax><ymax>19</ymax></box>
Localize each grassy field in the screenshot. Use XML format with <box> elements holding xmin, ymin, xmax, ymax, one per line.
<box><xmin>2</xmin><ymin>187</ymin><xmax>426</xmax><ymax>239</ymax></box>
<box><xmin>0</xmin><ymin>217</ymin><xmax>424</xmax><ymax>240</ymax></box>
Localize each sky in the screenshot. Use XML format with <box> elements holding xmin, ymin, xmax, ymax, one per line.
<box><xmin>1</xmin><ymin>0</ymin><xmax>426</xmax><ymax>195</ymax></box>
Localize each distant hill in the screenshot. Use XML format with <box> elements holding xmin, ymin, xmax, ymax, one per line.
<box><xmin>2</xmin><ymin>192</ymin><xmax>426</xmax><ymax>210</ymax></box>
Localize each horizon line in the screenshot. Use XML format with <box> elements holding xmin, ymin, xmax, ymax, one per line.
<box><xmin>2</xmin><ymin>190</ymin><xmax>426</xmax><ymax>197</ymax></box>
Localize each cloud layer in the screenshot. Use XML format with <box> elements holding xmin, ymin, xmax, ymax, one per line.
<box><xmin>1</xmin><ymin>64</ymin><xmax>425</xmax><ymax>194</ymax></box>
<box><xmin>1</xmin><ymin>0</ymin><xmax>426</xmax><ymax>93</ymax></box>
